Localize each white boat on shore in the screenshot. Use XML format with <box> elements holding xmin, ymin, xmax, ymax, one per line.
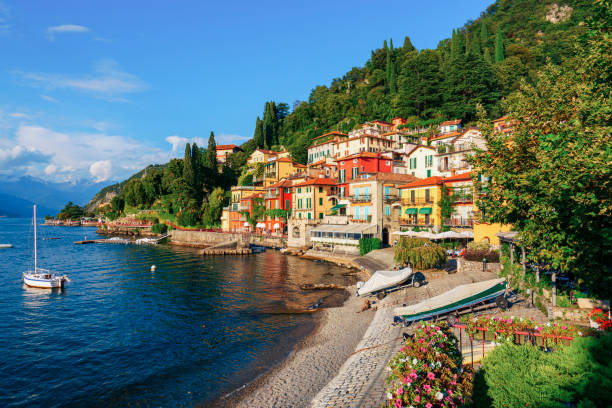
<box><xmin>357</xmin><ymin>266</ymin><xmax>414</xmax><ymax>296</ymax></box>
<box><xmin>22</xmin><ymin>205</ymin><xmax>69</xmax><ymax>289</ymax></box>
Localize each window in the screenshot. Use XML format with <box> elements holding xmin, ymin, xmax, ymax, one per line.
<box><xmin>386</xmin><ymin>161</ymin><xmax>390</xmax><ymax>166</ymax></box>
<box><xmin>364</xmin><ymin>206</ymin><xmax>370</xmax><ymax>219</ymax></box>
<box><xmin>319</xmin><ymin>187</ymin><xmax>323</xmax><ymax>193</ymax></box>
<box><xmin>351</xmin><ymin>167</ymin><xmax>358</xmax><ymax>179</ymax></box>
<box><xmin>425</xmin><ymin>189</ymin><xmax>431</xmax><ymax>203</ymax></box>
<box><xmin>307</xmin><ymin>212</ymin><xmax>311</xmax><ymax>220</ymax></box>
<box><xmin>319</xmin><ymin>197</ymin><xmax>323</xmax><ymax>205</ymax></box>
<box><xmin>319</xmin><ymin>212</ymin><xmax>323</xmax><ymax>219</ymax></box>
<box><xmin>297</xmin><ymin>188</ymin><xmax>301</xmax><ymax>193</ymax></box>
<box><xmin>384</xmin><ymin>205</ymin><xmax>390</xmax><ymax>216</ymax></box>
<box><xmin>355</xmin><ymin>207</ymin><xmax>360</xmax><ymax>219</ymax></box>
<box><xmin>424</xmin><ymin>214</ymin><xmax>430</xmax><ymax>224</ymax></box>
<box><xmin>411</xmin><ymin>190</ymin><xmax>415</xmax><ymax>203</ymax></box>
<box><xmin>353</xmin><ymin>158</ymin><xmax>357</xmax><ymax>163</ymax></box>
<box><xmin>339</xmin><ymin>169</ymin><xmax>345</xmax><ymax>183</ymax></box>
<box><xmin>285</xmin><ymin>199</ymin><xmax>290</xmax><ymax>209</ymax></box>
<box><xmin>427</xmin><ymin>169</ymin><xmax>431</xmax><ymax>178</ymax></box>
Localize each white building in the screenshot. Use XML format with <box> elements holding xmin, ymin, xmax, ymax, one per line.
<box><xmin>404</xmin><ymin>145</ymin><xmax>439</xmax><ymax>178</ymax></box>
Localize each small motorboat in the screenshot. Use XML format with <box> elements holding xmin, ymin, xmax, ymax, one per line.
<box><xmin>0</xmin><ymin>243</ymin><xmax>13</xmax><ymax>248</ymax></box>
<box><xmin>22</xmin><ymin>205</ymin><xmax>69</xmax><ymax>289</ymax></box>
<box><xmin>357</xmin><ymin>266</ymin><xmax>414</xmax><ymax>296</ymax></box>
<box><xmin>394</xmin><ymin>278</ymin><xmax>507</xmax><ymax>323</ymax></box>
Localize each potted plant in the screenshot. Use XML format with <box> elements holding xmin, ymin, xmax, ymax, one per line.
<box><xmin>587</xmin><ymin>308</ymin><xmax>611</xmax><ymax>330</ymax></box>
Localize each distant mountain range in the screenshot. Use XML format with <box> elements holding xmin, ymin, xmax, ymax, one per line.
<box><xmin>0</xmin><ymin>176</ymin><xmax>111</xmax><ymax>217</ymax></box>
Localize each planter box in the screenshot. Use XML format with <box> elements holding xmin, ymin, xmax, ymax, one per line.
<box><xmin>577</xmin><ymin>298</ymin><xmax>610</xmax><ymax>310</ymax></box>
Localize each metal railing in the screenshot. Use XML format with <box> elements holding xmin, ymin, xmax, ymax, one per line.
<box><xmin>444</xmin><ymin>218</ymin><xmax>474</xmax><ymax>227</ymax></box>
<box><xmin>401</xmin><ymin>198</ymin><xmax>433</xmax><ymax>206</ymax></box>
<box><xmin>383</xmin><ymin>194</ymin><xmax>400</xmax><ymax>203</ymax></box>
<box><xmin>348</xmin><ymin>195</ymin><xmax>371</xmax><ymax>203</ymax></box>
<box><xmin>348</xmin><ymin>215</ymin><xmax>372</xmax><ymax>223</ymax></box>
<box><xmin>438</xmin><ymin>162</ymin><xmax>470</xmax><ymax>171</ymax></box>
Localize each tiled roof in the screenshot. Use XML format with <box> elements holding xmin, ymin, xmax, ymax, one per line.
<box><xmin>492</xmin><ymin>116</ymin><xmax>509</xmax><ymax>122</ymax></box>
<box><xmin>336</xmin><ymin>152</ymin><xmax>382</xmax><ymax>161</ymax></box>
<box><xmin>348</xmin><ymin>173</ymin><xmax>418</xmax><ymax>184</ymax></box>
<box><xmin>398</xmin><ymin>176</ymin><xmax>444</xmax><ymax>189</ymax></box>
<box><xmin>370</xmin><ymin>120</ymin><xmax>393</xmax><ymax>125</ymax></box>
<box><xmin>430</xmin><ymin>131</ymin><xmax>461</xmax><ymax>141</ymax></box>
<box><xmin>442</xmin><ymin>171</ymin><xmax>473</xmax><ymax>182</ymax></box>
<box><xmin>267</xmin><ymin>179</ymin><xmax>293</xmax><ymax>188</ymax></box>
<box><xmin>276</xmin><ymin>157</ymin><xmax>293</xmax><ymax>163</ymax></box>
<box><xmin>312</xmin><ymin>131</ymin><xmax>347</xmax><ymax>140</ymax></box>
<box><xmin>216</xmin><ymin>144</ymin><xmax>240</xmax><ymax>150</ymax></box>
<box><xmin>440</xmin><ymin>119</ymin><xmax>462</xmax><ymax>126</ymax></box>
<box><xmin>292</xmin><ymin>177</ymin><xmax>337</xmax><ymax>187</ymax></box>
<box><xmin>255</xmin><ymin>149</ymin><xmax>279</xmax><ymax>155</ymax></box>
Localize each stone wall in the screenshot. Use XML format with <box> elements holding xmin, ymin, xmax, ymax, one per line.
<box><xmin>97</xmin><ymin>225</ymin><xmax>156</xmax><ymax>237</ymax></box>
<box><xmin>457</xmin><ymin>257</ymin><xmax>501</xmax><ymax>274</ymax></box>
<box><xmin>170</xmin><ymin>229</ymin><xmax>286</xmax><ymax>249</ymax></box>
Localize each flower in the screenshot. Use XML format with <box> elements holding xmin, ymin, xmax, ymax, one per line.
<box><xmin>414</xmin><ymin>395</ymin><xmax>420</xmax><ymax>403</ymax></box>
<box><xmin>394</xmin><ymin>398</ymin><xmax>402</xmax><ymax>408</ymax></box>
<box><xmin>423</xmin><ymin>384</ymin><xmax>432</xmax><ymax>393</ymax></box>
<box><xmin>436</xmin><ymin>391</ymin><xmax>444</xmax><ymax>400</ymax></box>
<box><xmin>412</xmin><ymin>358</ymin><xmax>418</xmax><ymax>365</ymax></box>
<box><xmin>427</xmin><ymin>372</ymin><xmax>435</xmax><ymax>380</ymax></box>
<box><xmin>397</xmin><ymin>386</ymin><xmax>403</xmax><ymax>395</ymax></box>
<box><xmin>426</xmin><ymin>403</ymin><xmax>433</xmax><ymax>408</ymax></box>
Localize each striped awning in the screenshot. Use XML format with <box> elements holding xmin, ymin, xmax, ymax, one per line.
<box><xmin>330</xmin><ymin>204</ymin><xmax>346</xmax><ymax>211</ymax></box>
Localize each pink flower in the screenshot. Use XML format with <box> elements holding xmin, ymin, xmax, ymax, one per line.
<box><xmin>423</xmin><ymin>384</ymin><xmax>432</xmax><ymax>393</ymax></box>
<box><xmin>414</xmin><ymin>395</ymin><xmax>420</xmax><ymax>403</ymax></box>
<box><xmin>427</xmin><ymin>372</ymin><xmax>435</xmax><ymax>380</ymax></box>
<box><xmin>426</xmin><ymin>403</ymin><xmax>433</xmax><ymax>408</ymax></box>
<box><xmin>394</xmin><ymin>398</ymin><xmax>402</xmax><ymax>408</ymax></box>
<box><xmin>397</xmin><ymin>386</ymin><xmax>403</xmax><ymax>395</ymax></box>
<box><xmin>562</xmin><ymin>326</ymin><xmax>567</xmax><ymax>330</ymax></box>
<box><xmin>448</xmin><ymin>389</ymin><xmax>454</xmax><ymax>396</ymax></box>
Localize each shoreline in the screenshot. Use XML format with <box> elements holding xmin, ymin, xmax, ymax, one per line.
<box><xmin>214</xmin><ymin>284</ymin><xmax>375</xmax><ymax>408</ymax></box>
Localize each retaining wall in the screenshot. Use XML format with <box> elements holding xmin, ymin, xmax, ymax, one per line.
<box><xmin>457</xmin><ymin>257</ymin><xmax>501</xmax><ymax>274</ymax></box>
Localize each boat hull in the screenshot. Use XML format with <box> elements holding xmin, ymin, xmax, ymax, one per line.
<box><xmin>23</xmin><ymin>274</ymin><xmax>64</xmax><ymax>288</ymax></box>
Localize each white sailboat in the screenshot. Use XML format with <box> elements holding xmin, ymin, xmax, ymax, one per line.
<box><xmin>23</xmin><ymin>205</ymin><xmax>69</xmax><ymax>289</ymax></box>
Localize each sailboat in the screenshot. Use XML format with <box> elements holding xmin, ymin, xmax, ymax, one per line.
<box><xmin>23</xmin><ymin>205</ymin><xmax>69</xmax><ymax>289</ymax></box>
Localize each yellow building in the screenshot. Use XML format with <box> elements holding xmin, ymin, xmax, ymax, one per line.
<box><xmin>263</xmin><ymin>157</ymin><xmax>305</xmax><ymax>187</ymax></box>
<box><xmin>398</xmin><ymin>176</ymin><xmax>444</xmax><ymax>231</ymax></box>
<box><xmin>291</xmin><ymin>178</ymin><xmax>337</xmax><ymax>221</ymax></box>
<box><xmin>247</xmin><ymin>149</ymin><xmax>279</xmax><ymax>165</ymax></box>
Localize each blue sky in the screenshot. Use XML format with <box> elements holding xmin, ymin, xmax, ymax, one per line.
<box><xmin>0</xmin><ymin>0</ymin><xmax>492</xmax><ymax>183</ymax></box>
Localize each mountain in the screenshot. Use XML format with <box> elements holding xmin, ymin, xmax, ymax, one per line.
<box><xmin>0</xmin><ymin>192</ymin><xmax>57</xmax><ymax>218</ymax></box>
<box><xmin>0</xmin><ymin>177</ymin><xmax>110</xmax><ymax>216</ymax></box>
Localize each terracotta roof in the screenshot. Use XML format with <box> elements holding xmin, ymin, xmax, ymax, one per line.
<box><xmin>267</xmin><ymin>179</ymin><xmax>293</xmax><ymax>188</ymax></box>
<box><xmin>254</xmin><ymin>149</ymin><xmax>279</xmax><ymax>155</ymax></box>
<box><xmin>216</xmin><ymin>144</ymin><xmax>240</xmax><ymax>150</ymax></box>
<box><xmin>293</xmin><ymin>163</ymin><xmax>307</xmax><ymax>168</ymax></box>
<box><xmin>398</xmin><ymin>176</ymin><xmax>444</xmax><ymax>189</ymax></box>
<box><xmin>405</xmin><ymin>145</ymin><xmax>436</xmax><ymax>157</ymax></box>
<box><xmin>312</xmin><ymin>131</ymin><xmax>347</xmax><ymax>140</ymax></box>
<box><xmin>310</xmin><ymin>159</ymin><xmax>326</xmax><ymax>166</ymax></box>
<box><xmin>442</xmin><ymin>171</ymin><xmax>473</xmax><ymax>183</ymax></box>
<box><xmin>292</xmin><ymin>177</ymin><xmax>337</xmax><ymax>187</ymax></box>
<box><xmin>440</xmin><ymin>119</ymin><xmax>462</xmax><ymax>126</ymax></box>
<box><xmin>276</xmin><ymin>157</ymin><xmax>293</xmax><ymax>163</ymax></box>
<box><xmin>492</xmin><ymin>116</ymin><xmax>509</xmax><ymax>122</ymax></box>
<box><xmin>369</xmin><ymin>120</ymin><xmax>393</xmax><ymax>126</ymax></box>
<box><xmin>336</xmin><ymin>152</ymin><xmax>382</xmax><ymax>161</ymax></box>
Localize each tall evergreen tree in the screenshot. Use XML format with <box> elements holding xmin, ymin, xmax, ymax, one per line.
<box><xmin>471</xmin><ymin>30</ymin><xmax>481</xmax><ymax>56</ymax></box>
<box><xmin>389</xmin><ymin>60</ymin><xmax>397</xmax><ymax>94</ymax></box>
<box><xmin>205</xmin><ymin>131</ymin><xmax>217</xmax><ymax>170</ymax></box>
<box><xmin>262</xmin><ymin>101</ymin><xmax>278</xmax><ymax>148</ymax></box>
<box><xmin>465</xmin><ymin>32</ymin><xmax>470</xmax><ymax>56</ymax></box>
<box><xmin>389</xmin><ymin>38</ymin><xmax>394</xmax><ymax>52</ymax></box>
<box><xmin>182</xmin><ymin>143</ymin><xmax>195</xmax><ymax>198</ymax></box>
<box><xmin>450</xmin><ymin>29</ymin><xmax>464</xmax><ymax>60</ymax></box>
<box><xmin>253</xmin><ymin>116</ymin><xmax>264</xmax><ymax>148</ymax></box>
<box><xmin>191</xmin><ymin>142</ymin><xmax>202</xmax><ymax>202</ymax></box>
<box><xmin>480</xmin><ymin>20</ymin><xmax>489</xmax><ymax>50</ymax></box>
<box><xmin>385</xmin><ymin>45</ymin><xmax>392</xmax><ymax>90</ymax></box>
<box><xmin>483</xmin><ymin>47</ymin><xmax>492</xmax><ymax>64</ymax></box>
<box><xmin>403</xmin><ymin>36</ymin><xmax>416</xmax><ymax>53</ymax></box>
<box><xmin>495</xmin><ymin>28</ymin><xmax>505</xmax><ymax>63</ymax></box>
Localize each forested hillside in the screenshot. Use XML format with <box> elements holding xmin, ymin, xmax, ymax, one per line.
<box><xmin>247</xmin><ymin>0</ymin><xmax>595</xmax><ymax>163</ymax></box>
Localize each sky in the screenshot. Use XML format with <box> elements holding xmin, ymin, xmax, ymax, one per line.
<box><xmin>0</xmin><ymin>0</ymin><xmax>492</xmax><ymax>184</ymax></box>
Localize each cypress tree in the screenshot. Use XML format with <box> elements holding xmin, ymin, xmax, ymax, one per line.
<box><xmin>253</xmin><ymin>116</ymin><xmax>264</xmax><ymax>148</ymax></box>
<box><xmin>495</xmin><ymin>28</ymin><xmax>505</xmax><ymax>63</ymax></box>
<box><xmin>191</xmin><ymin>142</ymin><xmax>203</xmax><ymax>203</ymax></box>
<box><xmin>389</xmin><ymin>59</ymin><xmax>397</xmax><ymax>94</ymax></box>
<box><xmin>385</xmin><ymin>45</ymin><xmax>392</xmax><ymax>89</ymax></box>
<box><xmin>450</xmin><ymin>29</ymin><xmax>464</xmax><ymax>60</ymax></box>
<box><xmin>403</xmin><ymin>36</ymin><xmax>416</xmax><ymax>53</ymax></box>
<box><xmin>182</xmin><ymin>143</ymin><xmax>195</xmax><ymax>197</ymax></box>
<box><xmin>471</xmin><ymin>30</ymin><xmax>481</xmax><ymax>56</ymax></box>
<box><xmin>465</xmin><ymin>32</ymin><xmax>470</xmax><ymax>56</ymax></box>
<box><xmin>262</xmin><ymin>102</ymin><xmax>278</xmax><ymax>148</ymax></box>
<box><xmin>389</xmin><ymin>38</ymin><xmax>394</xmax><ymax>52</ymax></box>
<box><xmin>480</xmin><ymin>20</ymin><xmax>489</xmax><ymax>51</ymax></box>
<box><xmin>484</xmin><ymin>47</ymin><xmax>492</xmax><ymax>64</ymax></box>
<box><xmin>205</xmin><ymin>131</ymin><xmax>217</xmax><ymax>171</ymax></box>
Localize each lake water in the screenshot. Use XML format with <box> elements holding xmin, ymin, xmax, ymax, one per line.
<box><xmin>0</xmin><ymin>218</ymin><xmax>355</xmax><ymax>407</ymax></box>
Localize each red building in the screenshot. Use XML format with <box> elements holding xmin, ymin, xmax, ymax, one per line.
<box><xmin>336</xmin><ymin>152</ymin><xmax>393</xmax><ymax>198</ymax></box>
<box><xmin>239</xmin><ymin>192</ymin><xmax>263</xmax><ymax>232</ymax></box>
<box><xmin>264</xmin><ymin>179</ymin><xmax>293</xmax><ymax>235</ymax></box>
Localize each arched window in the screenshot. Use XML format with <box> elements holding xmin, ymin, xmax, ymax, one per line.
<box><xmin>293</xmin><ymin>226</ymin><xmax>300</xmax><ymax>238</ymax></box>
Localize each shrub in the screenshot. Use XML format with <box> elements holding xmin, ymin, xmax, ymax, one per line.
<box><xmin>151</xmin><ymin>223</ymin><xmax>167</xmax><ymax>234</ymax></box>
<box><xmin>394</xmin><ymin>237</ymin><xmax>447</xmax><ymax>269</ymax></box>
<box><xmin>464</xmin><ymin>248</ymin><xmax>500</xmax><ymax>262</ymax></box>
<box><xmin>475</xmin><ymin>334</ymin><xmax>612</xmax><ymax>408</ymax></box>
<box><xmin>384</xmin><ymin>322</ymin><xmax>473</xmax><ymax>407</ymax></box>
<box><xmin>359</xmin><ymin>237</ymin><xmax>381</xmax><ymax>256</ymax></box>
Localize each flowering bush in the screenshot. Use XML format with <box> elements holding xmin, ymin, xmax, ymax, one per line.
<box><xmin>384</xmin><ymin>322</ymin><xmax>472</xmax><ymax>408</ymax></box>
<box><xmin>587</xmin><ymin>308</ymin><xmax>612</xmax><ymax>331</ymax></box>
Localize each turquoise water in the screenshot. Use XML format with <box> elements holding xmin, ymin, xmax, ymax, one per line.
<box><xmin>0</xmin><ymin>218</ymin><xmax>354</xmax><ymax>407</ymax></box>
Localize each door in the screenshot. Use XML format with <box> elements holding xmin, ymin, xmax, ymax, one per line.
<box><xmin>382</xmin><ymin>228</ymin><xmax>389</xmax><ymax>247</ymax></box>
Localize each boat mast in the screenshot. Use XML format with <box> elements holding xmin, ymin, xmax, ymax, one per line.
<box><xmin>34</xmin><ymin>205</ymin><xmax>37</xmax><ymax>273</ymax></box>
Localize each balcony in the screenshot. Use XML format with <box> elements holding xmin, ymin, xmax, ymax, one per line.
<box><xmin>265</xmin><ymin>172</ymin><xmax>277</xmax><ymax>179</ymax></box>
<box><xmin>348</xmin><ymin>195</ymin><xmax>371</xmax><ymax>203</ymax></box>
<box><xmin>444</xmin><ymin>218</ymin><xmax>474</xmax><ymax>227</ymax></box>
<box><xmin>452</xmin><ymin>195</ymin><xmax>473</xmax><ymax>204</ymax></box>
<box><xmin>438</xmin><ymin>162</ymin><xmax>470</xmax><ymax>172</ymax></box>
<box><xmin>267</xmin><ymin>192</ymin><xmax>279</xmax><ymax>199</ymax></box>
<box><xmin>400</xmin><ymin>218</ymin><xmax>433</xmax><ymax>227</ymax></box>
<box><xmin>348</xmin><ymin>215</ymin><xmax>372</xmax><ymax>223</ymax></box>
<box><xmin>231</xmin><ymin>203</ymin><xmax>239</xmax><ymax>211</ymax></box>
<box><xmin>401</xmin><ymin>198</ymin><xmax>433</xmax><ymax>206</ymax></box>
<box><xmin>383</xmin><ymin>194</ymin><xmax>400</xmax><ymax>203</ymax></box>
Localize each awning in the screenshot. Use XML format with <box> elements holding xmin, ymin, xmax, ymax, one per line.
<box><xmin>256</xmin><ymin>222</ymin><xmax>265</xmax><ymax>228</ymax></box>
<box><xmin>330</xmin><ymin>204</ymin><xmax>346</xmax><ymax>211</ymax></box>
<box><xmin>273</xmin><ymin>223</ymin><xmax>280</xmax><ymax>229</ymax></box>
<box><xmin>405</xmin><ymin>208</ymin><xmax>418</xmax><ymax>215</ymax></box>
<box><xmin>243</xmin><ymin>222</ymin><xmax>250</xmax><ymax>227</ymax></box>
<box><xmin>419</xmin><ymin>208</ymin><xmax>432</xmax><ymax>214</ymax></box>
<box><xmin>310</xmin><ymin>223</ymin><xmax>377</xmax><ymax>235</ymax></box>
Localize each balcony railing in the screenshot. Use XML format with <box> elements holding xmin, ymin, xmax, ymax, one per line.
<box><xmin>265</xmin><ymin>172</ymin><xmax>277</xmax><ymax>179</ymax></box>
<box><xmin>383</xmin><ymin>194</ymin><xmax>400</xmax><ymax>203</ymax></box>
<box><xmin>266</xmin><ymin>192</ymin><xmax>279</xmax><ymax>198</ymax></box>
<box><xmin>348</xmin><ymin>195</ymin><xmax>371</xmax><ymax>203</ymax></box>
<box><xmin>444</xmin><ymin>218</ymin><xmax>474</xmax><ymax>227</ymax></box>
<box><xmin>252</xmin><ymin>175</ymin><xmax>265</xmax><ymax>183</ymax></box>
<box><xmin>400</xmin><ymin>218</ymin><xmax>433</xmax><ymax>227</ymax></box>
<box><xmin>348</xmin><ymin>215</ymin><xmax>372</xmax><ymax>223</ymax></box>
<box><xmin>401</xmin><ymin>198</ymin><xmax>433</xmax><ymax>206</ymax></box>
<box><xmin>452</xmin><ymin>195</ymin><xmax>473</xmax><ymax>204</ymax></box>
<box><xmin>438</xmin><ymin>162</ymin><xmax>470</xmax><ymax>172</ymax></box>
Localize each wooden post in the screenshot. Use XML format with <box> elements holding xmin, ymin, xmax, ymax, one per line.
<box><xmin>507</xmin><ymin>242</ymin><xmax>514</xmax><ymax>295</ymax></box>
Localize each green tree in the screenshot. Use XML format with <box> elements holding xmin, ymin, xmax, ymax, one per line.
<box><xmin>201</xmin><ymin>187</ymin><xmax>226</xmax><ymax>227</ymax></box>
<box><xmin>204</xmin><ymin>132</ymin><xmax>217</xmax><ymax>170</ymax></box>
<box><xmin>495</xmin><ymin>28</ymin><xmax>505</xmax><ymax>63</ymax></box>
<box><xmin>182</xmin><ymin>143</ymin><xmax>195</xmax><ymax>198</ymax></box>
<box><xmin>110</xmin><ymin>196</ymin><xmax>125</xmax><ymax>213</ymax></box>
<box><xmin>123</xmin><ymin>179</ymin><xmax>147</xmax><ymax>207</ymax></box>
<box><xmin>253</xmin><ymin>116</ymin><xmax>264</xmax><ymax>148</ymax></box>
<box><xmin>479</xmin><ymin>19</ymin><xmax>489</xmax><ymax>51</ymax></box>
<box><xmin>470</xmin><ymin>2</ymin><xmax>612</xmax><ymax>298</ymax></box>
<box><xmin>470</xmin><ymin>29</ymin><xmax>481</xmax><ymax>56</ymax></box>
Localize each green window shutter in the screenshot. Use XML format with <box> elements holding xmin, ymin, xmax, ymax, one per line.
<box><xmin>319</xmin><ymin>197</ymin><xmax>323</xmax><ymax>205</ymax></box>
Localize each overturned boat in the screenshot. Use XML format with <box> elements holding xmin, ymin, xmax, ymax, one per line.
<box><xmin>357</xmin><ymin>266</ymin><xmax>414</xmax><ymax>297</ymax></box>
<box><xmin>393</xmin><ymin>278</ymin><xmax>507</xmax><ymax>323</ymax></box>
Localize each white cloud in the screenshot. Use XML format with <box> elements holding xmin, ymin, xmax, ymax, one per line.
<box><xmin>216</xmin><ymin>133</ymin><xmax>250</xmax><ymax>145</ymax></box>
<box><xmin>89</xmin><ymin>160</ymin><xmax>111</xmax><ymax>182</ymax></box>
<box><xmin>0</xmin><ymin>1</ymin><xmax>10</xmax><ymax>34</ymax></box>
<box><xmin>40</xmin><ymin>94</ymin><xmax>58</xmax><ymax>103</ymax></box>
<box><xmin>9</xmin><ymin>112</ymin><xmax>28</xmax><ymax>118</ymax></box>
<box><xmin>44</xmin><ymin>164</ymin><xmax>57</xmax><ymax>175</ymax></box>
<box><xmin>165</xmin><ymin>135</ymin><xmax>206</xmax><ymax>153</ymax></box>
<box><xmin>0</xmin><ymin>145</ymin><xmax>51</xmax><ymax>169</ymax></box>
<box><xmin>17</xmin><ymin>60</ymin><xmax>146</xmax><ymax>102</ymax></box>
<box><xmin>47</xmin><ymin>24</ymin><xmax>90</xmax><ymax>40</ymax></box>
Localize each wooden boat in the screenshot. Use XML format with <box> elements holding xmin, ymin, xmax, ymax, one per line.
<box><xmin>22</xmin><ymin>205</ymin><xmax>70</xmax><ymax>289</ymax></box>
<box><xmin>357</xmin><ymin>266</ymin><xmax>414</xmax><ymax>296</ymax></box>
<box><xmin>394</xmin><ymin>278</ymin><xmax>506</xmax><ymax>323</ymax></box>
